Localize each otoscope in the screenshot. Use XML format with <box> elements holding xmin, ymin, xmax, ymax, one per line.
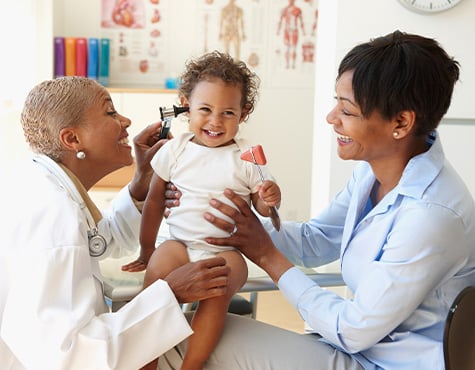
<box><xmin>158</xmin><ymin>105</ymin><xmax>189</xmax><ymax>139</ymax></box>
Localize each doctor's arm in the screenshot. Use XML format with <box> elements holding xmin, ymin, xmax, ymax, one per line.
<box><xmin>128</xmin><ymin>121</ymin><xmax>167</xmax><ymax>202</ymax></box>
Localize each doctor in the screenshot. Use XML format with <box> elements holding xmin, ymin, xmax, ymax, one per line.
<box><xmin>0</xmin><ymin>76</ymin><xmax>229</xmax><ymax>369</ymax></box>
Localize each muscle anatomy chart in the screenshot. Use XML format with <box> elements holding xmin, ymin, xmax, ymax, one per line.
<box><xmin>101</xmin><ymin>0</ymin><xmax>319</xmax><ymax>88</ymax></box>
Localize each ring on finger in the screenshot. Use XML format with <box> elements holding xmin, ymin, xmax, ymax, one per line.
<box><xmin>229</xmin><ymin>225</ymin><xmax>238</xmax><ymax>236</ymax></box>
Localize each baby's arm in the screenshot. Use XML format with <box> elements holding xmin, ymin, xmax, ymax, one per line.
<box><xmin>121</xmin><ymin>174</ymin><xmax>167</xmax><ymax>272</ymax></box>
<box><xmin>251</xmin><ymin>180</ymin><xmax>281</xmax><ymax>218</ymax></box>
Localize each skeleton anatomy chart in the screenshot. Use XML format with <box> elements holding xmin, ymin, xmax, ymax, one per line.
<box><xmin>101</xmin><ymin>0</ymin><xmax>318</xmax><ymax>88</ymax></box>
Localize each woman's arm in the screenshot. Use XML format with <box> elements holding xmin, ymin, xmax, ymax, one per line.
<box><xmin>204</xmin><ymin>188</ymin><xmax>293</xmax><ymax>284</ymax></box>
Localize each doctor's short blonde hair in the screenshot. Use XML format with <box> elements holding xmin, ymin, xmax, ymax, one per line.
<box><xmin>21</xmin><ymin>76</ymin><xmax>105</xmax><ymax>161</ymax></box>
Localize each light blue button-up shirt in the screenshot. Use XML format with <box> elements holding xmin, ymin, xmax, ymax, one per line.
<box><xmin>267</xmin><ymin>132</ymin><xmax>475</xmax><ymax>370</ymax></box>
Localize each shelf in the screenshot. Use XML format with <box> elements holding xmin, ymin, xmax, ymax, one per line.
<box><xmin>107</xmin><ymin>86</ymin><xmax>177</xmax><ymax>94</ymax></box>
<box><xmin>92</xmin><ymin>163</ymin><xmax>135</xmax><ymax>191</ymax></box>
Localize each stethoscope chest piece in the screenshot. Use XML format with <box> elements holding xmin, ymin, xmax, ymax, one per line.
<box><xmin>88</xmin><ymin>228</ymin><xmax>107</xmax><ymax>257</ymax></box>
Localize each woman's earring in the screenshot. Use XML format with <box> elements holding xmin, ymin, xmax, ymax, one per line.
<box><xmin>76</xmin><ymin>150</ymin><xmax>86</xmax><ymax>160</ymax></box>
<box><xmin>393</xmin><ymin>131</ymin><xmax>399</xmax><ymax>138</ymax></box>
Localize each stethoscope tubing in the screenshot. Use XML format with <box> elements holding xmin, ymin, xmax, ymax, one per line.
<box><xmin>33</xmin><ymin>155</ymin><xmax>107</xmax><ymax>257</ymax></box>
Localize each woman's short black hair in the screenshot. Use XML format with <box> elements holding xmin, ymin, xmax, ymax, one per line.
<box><xmin>337</xmin><ymin>30</ymin><xmax>460</xmax><ymax>135</ymax></box>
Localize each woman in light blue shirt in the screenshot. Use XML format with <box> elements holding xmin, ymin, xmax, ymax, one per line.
<box><xmin>173</xmin><ymin>30</ymin><xmax>475</xmax><ymax>370</ymax></box>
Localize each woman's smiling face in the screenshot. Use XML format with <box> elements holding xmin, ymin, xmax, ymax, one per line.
<box><xmin>76</xmin><ymin>88</ymin><xmax>133</xmax><ymax>173</ymax></box>
<box><xmin>326</xmin><ymin>70</ymin><xmax>396</xmax><ymax>164</ymax></box>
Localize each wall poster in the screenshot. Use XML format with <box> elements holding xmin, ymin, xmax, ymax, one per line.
<box><xmin>101</xmin><ymin>0</ymin><xmax>319</xmax><ymax>88</ymax></box>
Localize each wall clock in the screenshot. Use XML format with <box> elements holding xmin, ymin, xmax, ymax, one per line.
<box><xmin>397</xmin><ymin>0</ymin><xmax>464</xmax><ymax>13</ymax></box>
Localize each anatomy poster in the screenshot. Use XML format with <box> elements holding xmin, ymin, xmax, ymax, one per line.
<box><xmin>101</xmin><ymin>0</ymin><xmax>318</xmax><ymax>88</ymax></box>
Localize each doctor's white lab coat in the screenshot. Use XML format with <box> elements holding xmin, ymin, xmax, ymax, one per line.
<box><xmin>0</xmin><ymin>158</ymin><xmax>192</xmax><ymax>369</ymax></box>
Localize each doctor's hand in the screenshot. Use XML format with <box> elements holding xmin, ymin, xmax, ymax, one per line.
<box><xmin>164</xmin><ymin>257</ymin><xmax>230</xmax><ymax>303</ymax></box>
<box><xmin>164</xmin><ymin>182</ymin><xmax>182</xmax><ymax>217</ymax></box>
<box><xmin>129</xmin><ymin>122</ymin><xmax>170</xmax><ymax>202</ymax></box>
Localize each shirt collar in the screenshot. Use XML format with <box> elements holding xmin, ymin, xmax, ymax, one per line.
<box><xmin>397</xmin><ymin>130</ymin><xmax>445</xmax><ymax>200</ymax></box>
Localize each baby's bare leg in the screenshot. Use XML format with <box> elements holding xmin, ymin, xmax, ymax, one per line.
<box><xmin>140</xmin><ymin>241</ymin><xmax>189</xmax><ymax>370</ymax></box>
<box><xmin>143</xmin><ymin>240</ymin><xmax>189</xmax><ymax>288</ymax></box>
<box><xmin>181</xmin><ymin>250</ymin><xmax>248</xmax><ymax>370</ymax></box>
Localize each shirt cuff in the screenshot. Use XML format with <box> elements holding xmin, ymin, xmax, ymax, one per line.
<box><xmin>128</xmin><ymin>186</ymin><xmax>145</xmax><ymax>212</ymax></box>
<box><xmin>131</xmin><ymin>196</ymin><xmax>145</xmax><ymax>213</ymax></box>
<box><xmin>277</xmin><ymin>266</ymin><xmax>316</xmax><ymax>307</ymax></box>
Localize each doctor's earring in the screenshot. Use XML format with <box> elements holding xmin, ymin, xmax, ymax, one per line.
<box><xmin>76</xmin><ymin>150</ymin><xmax>86</xmax><ymax>160</ymax></box>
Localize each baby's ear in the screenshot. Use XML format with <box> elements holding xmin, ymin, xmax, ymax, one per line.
<box><xmin>179</xmin><ymin>95</ymin><xmax>190</xmax><ymax>107</ymax></box>
<box><xmin>240</xmin><ymin>103</ymin><xmax>252</xmax><ymax>122</ymax></box>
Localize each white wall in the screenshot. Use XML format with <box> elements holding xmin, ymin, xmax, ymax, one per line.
<box><xmin>311</xmin><ymin>0</ymin><xmax>475</xmax><ymax>215</ymax></box>
<box><xmin>52</xmin><ymin>0</ymin><xmax>316</xmax><ymax>222</ymax></box>
<box><xmin>2</xmin><ymin>0</ymin><xmax>474</xmax><ymax>223</ymax></box>
<box><xmin>1</xmin><ymin>0</ymin><xmax>53</xmax><ymax>173</ymax></box>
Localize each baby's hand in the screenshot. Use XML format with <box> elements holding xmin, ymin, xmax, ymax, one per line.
<box><xmin>121</xmin><ymin>247</ymin><xmax>154</xmax><ymax>272</ymax></box>
<box><xmin>258</xmin><ymin>180</ymin><xmax>281</xmax><ymax>208</ymax></box>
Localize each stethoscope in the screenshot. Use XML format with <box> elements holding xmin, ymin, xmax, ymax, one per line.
<box><xmin>33</xmin><ymin>155</ymin><xmax>107</xmax><ymax>257</ymax></box>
